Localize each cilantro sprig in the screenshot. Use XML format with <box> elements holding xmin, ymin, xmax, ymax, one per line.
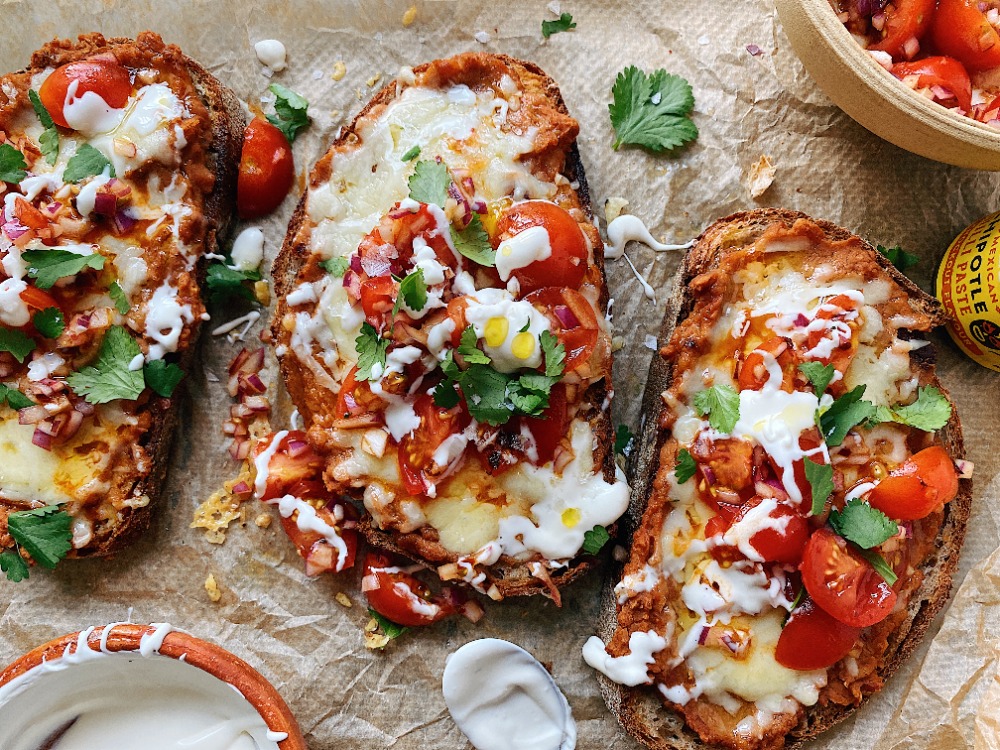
<box><xmin>804</xmin><ymin>458</ymin><xmax>834</xmax><ymax>516</ymax></box>
<box><xmin>33</xmin><ymin>307</ymin><xmax>65</xmax><ymax>339</ymax></box>
<box><xmin>877</xmin><ymin>244</ymin><xmax>919</xmax><ymax>274</ymax></box>
<box><xmin>693</xmin><ymin>384</ymin><xmax>740</xmax><ymax>433</ymax></box>
<box><xmin>394</xmin><ymin>268</ymin><xmax>427</xmax><ymax>316</ymax></box>
<box><xmin>830</xmin><ymin>498</ymin><xmax>898</xmax><ymax>550</ymax></box>
<box><xmin>109</xmin><ymin>282</ymin><xmax>131</xmax><ymax>315</ymax></box>
<box><xmin>674</xmin><ymin>448</ymin><xmax>697</xmax><ymax>484</ymax></box>
<box><xmin>609</xmin><ymin>66</ymin><xmax>698</xmax><ymax>153</ymax></box>
<box><xmin>355</xmin><ymin>323</ymin><xmax>390</xmax><ymax>381</ymax></box>
<box><xmin>798</xmin><ymin>361</ymin><xmax>835</xmax><ymax>398</ymax></box>
<box><xmin>322</xmin><ymin>256</ymin><xmax>349</xmax><ymax>278</ymax></box>
<box><xmin>451</xmin><ymin>214</ymin><xmax>495</xmax><ymax>267</ymax></box>
<box><xmin>542</xmin><ymin>12</ymin><xmax>576</xmax><ymax>38</ymax></box>
<box><xmin>23</xmin><ymin>247</ymin><xmax>106</xmax><ymax>289</ymax></box>
<box><xmin>408</xmin><ymin>160</ymin><xmax>450</xmax><ymax>206</ymax></box>
<box><xmin>879</xmin><ymin>386</ymin><xmax>952</xmax><ymax>432</ymax></box>
<box><xmin>144</xmin><ymin>359</ymin><xmax>184</xmax><ymax>398</ymax></box>
<box><xmin>63</xmin><ymin>144</ymin><xmax>114</xmax><ymax>183</ymax></box>
<box><xmin>0</xmin><ymin>328</ymin><xmax>36</xmax><ymax>362</ymax></box>
<box><xmin>66</xmin><ymin>325</ymin><xmax>145</xmax><ymax>404</ymax></box>
<box><xmin>206</xmin><ymin>262</ymin><xmax>262</xmax><ymax>303</ymax></box>
<box><xmin>0</xmin><ymin>143</ymin><xmax>27</xmax><ymax>184</ymax></box>
<box><xmin>368</xmin><ymin>607</ymin><xmax>408</xmax><ymax>643</ymax></box>
<box><xmin>267</xmin><ymin>83</ymin><xmax>310</xmax><ymax>143</ymax></box>
<box><xmin>819</xmin><ymin>385</ymin><xmax>875</xmax><ymax>447</ymax></box>
<box><xmin>614</xmin><ymin>424</ymin><xmax>634</xmax><ymax>459</ymax></box>
<box><xmin>0</xmin><ymin>383</ymin><xmax>34</xmax><ymax>410</ymax></box>
<box><xmin>582</xmin><ymin>525</ymin><xmax>611</xmax><ymax>555</ymax></box>
<box><xmin>28</xmin><ymin>89</ymin><xmax>59</xmax><ymax>166</ymax></box>
<box><xmin>1</xmin><ymin>504</ymin><xmax>74</xmax><ymax>581</ymax></box>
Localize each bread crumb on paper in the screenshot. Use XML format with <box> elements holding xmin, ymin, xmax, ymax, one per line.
<box><xmin>748</xmin><ymin>155</ymin><xmax>777</xmax><ymax>199</ymax></box>
<box><xmin>335</xmin><ymin>592</ymin><xmax>353</xmax><ymax>608</ymax></box>
<box><xmin>474</xmin><ymin>31</ymin><xmax>491</xmax><ymax>44</ymax></box>
<box><xmin>604</xmin><ymin>196</ymin><xmax>630</xmax><ymax>225</ymax></box>
<box><xmin>254</xmin><ymin>513</ymin><xmax>272</xmax><ymax>529</ymax></box>
<box><xmin>402</xmin><ymin>5</ymin><xmax>417</xmax><ymax>26</ymax></box>
<box><xmin>331</xmin><ymin>61</ymin><xmax>347</xmax><ymax>81</ymax></box>
<box><xmin>205</xmin><ymin>573</ymin><xmax>222</xmax><ymax>602</ymax></box>
<box><xmin>364</xmin><ymin>618</ymin><xmax>391</xmax><ymax>650</ymax></box>
<box><xmin>191</xmin><ymin>488</ymin><xmax>244</xmax><ymax>544</ymax></box>
<box><xmin>366</xmin><ymin>73</ymin><xmax>382</xmax><ymax>88</ymax></box>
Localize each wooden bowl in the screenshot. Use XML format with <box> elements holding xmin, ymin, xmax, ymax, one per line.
<box><xmin>0</xmin><ymin>623</ymin><xmax>307</xmax><ymax>750</ymax></box>
<box><xmin>774</xmin><ymin>0</ymin><xmax>1000</xmax><ymax>170</ymax></box>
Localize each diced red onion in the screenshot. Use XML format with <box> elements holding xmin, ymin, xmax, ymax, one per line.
<box><xmin>231</xmin><ymin>481</ymin><xmax>252</xmax><ymax>496</ymax></box>
<box><xmin>554</xmin><ymin>305</ymin><xmax>580</xmax><ymax>329</ymax></box>
<box><xmin>73</xmin><ymin>400</ymin><xmax>96</xmax><ymax>416</ymax></box>
<box><xmin>350</xmin><ymin>254</ymin><xmax>362</xmax><ymax>273</ymax></box>
<box><xmin>3</xmin><ymin>222</ymin><xmax>27</xmax><ymax>240</ymax></box>
<box><xmin>698</xmin><ymin>625</ymin><xmax>710</xmax><ymax>645</ymax></box>
<box><xmin>461</xmin><ymin>600</ymin><xmax>485</xmax><ymax>623</ymax></box>
<box><xmin>229</xmin><ymin>438</ymin><xmax>250</xmax><ymax>461</ymax></box>
<box><xmin>360</xmin><ymin>255</ymin><xmax>392</xmax><ymax>278</ymax></box>
<box><xmin>305</xmin><ymin>543</ymin><xmax>335</xmax><ymax>577</ymax></box>
<box><xmin>18</xmin><ymin>405</ymin><xmax>49</xmax><ymax>425</ymax></box>
<box><xmin>746</xmin><ymin>44</ymin><xmax>763</xmax><ymax>56</ymax></box>
<box><xmin>43</xmin><ymin>202</ymin><xmax>62</xmax><ymax>216</ymax></box>
<box><xmin>241</xmin><ymin>373</ymin><xmax>267</xmax><ymax>395</ymax></box>
<box><xmin>343</xmin><ymin>269</ymin><xmax>361</xmax><ymax>298</ymax></box>
<box><xmin>93</xmin><ymin>191</ymin><xmax>118</xmax><ymax>217</ymax></box>
<box><xmin>106</xmin><ymin>178</ymin><xmax>132</xmax><ymax>198</ymax></box>
<box><xmin>243</xmin><ymin>395</ymin><xmax>270</xmax><ymax>412</ymax></box>
<box><xmin>702</xmin><ymin>466</ymin><xmax>717</xmax><ymax>486</ymax></box>
<box><xmin>955</xmin><ymin>459</ymin><xmax>974</xmax><ymax>479</ymax></box>
<box><xmin>31</xmin><ymin>428</ymin><xmax>53</xmax><ymax>450</ymax></box>
<box><xmin>361</xmin><ymin>574</ymin><xmax>381</xmax><ymax>592</ymax></box>
<box><xmin>902</xmin><ymin>36</ymin><xmax>920</xmax><ymax>59</ymax></box>
<box><xmin>931</xmin><ymin>85</ymin><xmax>955</xmax><ymax>102</ymax></box>
<box><xmin>871</xmin><ymin>12</ymin><xmax>886</xmax><ymax>30</ymax></box>
<box><xmin>794</xmin><ymin>313</ymin><xmax>809</xmax><ymax>327</ymax></box>
<box><xmin>286</xmin><ymin>439</ymin><xmax>311</xmax><ymax>458</ymax></box>
<box><xmin>113</xmin><ymin>209</ymin><xmax>137</xmax><ymax>234</ymax></box>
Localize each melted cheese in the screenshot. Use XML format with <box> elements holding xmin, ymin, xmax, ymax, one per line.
<box><xmin>88</xmin><ymin>83</ymin><xmax>188</xmax><ymax>175</ymax></box>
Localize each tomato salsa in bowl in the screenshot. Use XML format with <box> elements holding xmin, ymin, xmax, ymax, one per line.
<box><xmin>775</xmin><ymin>0</ymin><xmax>1000</xmax><ymax>169</ymax></box>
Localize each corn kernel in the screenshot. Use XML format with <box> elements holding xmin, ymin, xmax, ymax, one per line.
<box><xmin>402</xmin><ymin>4</ymin><xmax>417</xmax><ymax>25</ymax></box>
<box><xmin>331</xmin><ymin>61</ymin><xmax>347</xmax><ymax>81</ymax></box>
<box><xmin>511</xmin><ymin>331</ymin><xmax>536</xmax><ymax>359</ymax></box>
<box><xmin>484</xmin><ymin>317</ymin><xmax>509</xmax><ymax>347</ymax></box>
<box><xmin>561</xmin><ymin>507</ymin><xmax>581</xmax><ymax>528</ymax></box>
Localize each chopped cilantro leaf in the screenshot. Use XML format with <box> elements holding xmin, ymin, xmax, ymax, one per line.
<box><xmin>109</xmin><ymin>282</ymin><xmax>131</xmax><ymax>315</ymax></box>
<box><xmin>0</xmin><ymin>550</ymin><xmax>29</xmax><ymax>582</ymax></box>
<box><xmin>542</xmin><ymin>12</ymin><xmax>577</xmax><ymax>38</ymax></box>
<box><xmin>804</xmin><ymin>459</ymin><xmax>834</xmax><ymax>516</ymax></box>
<box><xmin>0</xmin><ymin>328</ymin><xmax>35</xmax><ymax>362</ymax></box>
<box><xmin>401</xmin><ymin>145</ymin><xmax>421</xmax><ymax>162</ymax></box>
<box><xmin>829</xmin><ymin>498</ymin><xmax>899</xmax><ymax>550</ymax></box>
<box><xmin>206</xmin><ymin>262</ymin><xmax>261</xmax><ymax>303</ymax></box>
<box><xmin>675</xmin><ymin>448</ymin><xmax>697</xmax><ymax>484</ymax></box>
<box><xmin>66</xmin><ymin>325</ymin><xmax>145</xmax><ymax>404</ymax></box>
<box><xmin>819</xmin><ymin>385</ymin><xmax>875</xmax><ymax>447</ymax></box>
<box><xmin>798</xmin><ymin>361</ymin><xmax>835</xmax><ymax>398</ymax></box>
<box><xmin>322</xmin><ymin>256</ymin><xmax>350</xmax><ymax>278</ymax></box>
<box><xmin>7</xmin><ymin>505</ymin><xmax>73</xmax><ymax>569</ymax></box>
<box><xmin>23</xmin><ymin>247</ymin><xmax>106</xmax><ymax>290</ymax></box>
<box><xmin>582</xmin><ymin>525</ymin><xmax>611</xmax><ymax>555</ymax></box>
<box><xmin>0</xmin><ymin>143</ymin><xmax>27</xmax><ymax>184</ymax></box>
<box><xmin>63</xmin><ymin>144</ymin><xmax>114</xmax><ymax>183</ymax></box>
<box><xmin>432</xmin><ymin>379</ymin><xmax>460</xmax><ymax>408</ymax></box>
<box><xmin>457</xmin><ymin>325</ymin><xmax>492</xmax><ymax>365</ymax></box>
<box><xmin>144</xmin><ymin>360</ymin><xmax>184</xmax><ymax>398</ymax></box>
<box><xmin>693</xmin><ymin>384</ymin><xmax>739</xmax><ymax>433</ymax></box>
<box><xmin>609</xmin><ymin>66</ymin><xmax>698</xmax><ymax>152</ymax></box>
<box><xmin>266</xmin><ymin>83</ymin><xmax>310</xmax><ymax>143</ymax></box>
<box><xmin>28</xmin><ymin>89</ymin><xmax>59</xmax><ymax>166</ymax></box>
<box><xmin>859</xmin><ymin>549</ymin><xmax>899</xmax><ymax>586</ymax></box>
<box><xmin>355</xmin><ymin>323</ymin><xmax>389</xmax><ymax>381</ymax></box>
<box><xmin>877</xmin><ymin>244</ymin><xmax>920</xmax><ymax>274</ymax></box>
<box><xmin>450</xmin><ymin>214</ymin><xmax>495</xmax><ymax>267</ymax></box>
<box><xmin>368</xmin><ymin>607</ymin><xmax>408</xmax><ymax>642</ymax></box>
<box><xmin>462</xmin><ymin>364</ymin><xmax>515</xmax><ymax>424</ymax></box>
<box><xmin>0</xmin><ymin>383</ymin><xmax>34</xmax><ymax>410</ymax></box>
<box><xmin>614</xmin><ymin>424</ymin><xmax>635</xmax><ymax>458</ymax></box>
<box><xmin>395</xmin><ymin>268</ymin><xmax>427</xmax><ymax>315</ymax></box>
<box><xmin>540</xmin><ymin>330</ymin><xmax>565</xmax><ymax>378</ymax></box>
<box><xmin>407</xmin><ymin>159</ymin><xmax>450</xmax><ymax>206</ymax></box>
<box><xmin>33</xmin><ymin>307</ymin><xmax>65</xmax><ymax>339</ymax></box>
<box><xmin>888</xmin><ymin>386</ymin><xmax>951</xmax><ymax>432</ymax></box>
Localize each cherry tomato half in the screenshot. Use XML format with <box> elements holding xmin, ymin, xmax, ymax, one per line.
<box><xmin>891</xmin><ymin>57</ymin><xmax>973</xmax><ymax>113</ymax></box>
<box><xmin>730</xmin><ymin>497</ymin><xmax>810</xmax><ymax>565</ymax></box>
<box><xmin>932</xmin><ymin>0</ymin><xmax>1000</xmax><ymax>73</ymax></box>
<box><xmin>252</xmin><ymin>430</ymin><xmax>326</xmax><ymax>502</ymax></box>
<box><xmin>237</xmin><ymin>118</ymin><xmax>295</xmax><ymax>219</ymax></box>
<box><xmin>39</xmin><ymin>57</ymin><xmax>132</xmax><ymax>129</ymax></box>
<box><xmin>525</xmin><ymin>287</ymin><xmax>600</xmax><ymax>373</ymax></box>
<box><xmin>335</xmin><ymin>366</ymin><xmax>385</xmax><ymax>419</ymax></box>
<box><xmin>867</xmin><ymin>446</ymin><xmax>959</xmax><ymax>521</ymax></box>
<box><xmin>363</xmin><ymin>552</ymin><xmax>456</xmax><ymax>627</ymax></box>
<box><xmin>738</xmin><ymin>337</ymin><xmax>796</xmax><ymax>392</ymax></box>
<box><xmin>397</xmin><ymin>394</ymin><xmax>468</xmax><ymax>496</ymax></box>
<box><xmin>800</xmin><ymin>528</ymin><xmax>897</xmax><ymax>628</ymax></box>
<box><xmin>775</xmin><ymin>597</ymin><xmax>861</xmax><ymax>671</ymax></box>
<box><xmin>20</xmin><ymin>285</ymin><xmax>60</xmax><ymax>312</ymax></box>
<box><xmin>521</xmin><ymin>382</ymin><xmax>568</xmax><ymax>466</ymax></box>
<box><xmin>280</xmin><ymin>502</ymin><xmax>358</xmax><ymax>576</ymax></box>
<box><xmin>359</xmin><ymin>276</ymin><xmax>398</xmax><ymax>329</ymax></box>
<box><xmin>869</xmin><ymin>0</ymin><xmax>936</xmax><ymax>59</ymax></box>
<box><xmin>495</xmin><ymin>201</ymin><xmax>588</xmax><ymax>295</ymax></box>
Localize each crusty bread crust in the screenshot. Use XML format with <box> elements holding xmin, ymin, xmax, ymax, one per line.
<box><xmin>596</xmin><ymin>209</ymin><xmax>972</xmax><ymax>749</ymax></box>
<box><xmin>272</xmin><ymin>54</ymin><xmax>617</xmax><ymax>599</ymax></box>
<box><xmin>0</xmin><ymin>33</ymin><xmax>244</xmax><ymax>558</ymax></box>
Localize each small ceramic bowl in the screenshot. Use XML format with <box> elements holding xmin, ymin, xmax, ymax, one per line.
<box><xmin>0</xmin><ymin>623</ymin><xmax>307</xmax><ymax>750</ymax></box>
<box><xmin>775</xmin><ymin>0</ymin><xmax>1000</xmax><ymax>170</ymax></box>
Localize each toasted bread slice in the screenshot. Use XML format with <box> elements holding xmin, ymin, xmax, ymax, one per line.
<box><xmin>585</xmin><ymin>209</ymin><xmax>971</xmax><ymax>749</ymax></box>
<box><xmin>270</xmin><ymin>53</ymin><xmax>628</xmax><ymax>599</ymax></box>
<box><xmin>0</xmin><ymin>33</ymin><xmax>243</xmax><ymax>566</ymax></box>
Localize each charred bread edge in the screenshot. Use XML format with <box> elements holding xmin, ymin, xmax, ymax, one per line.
<box><xmin>11</xmin><ymin>33</ymin><xmax>245</xmax><ymax>557</ymax></box>
<box><xmin>594</xmin><ymin>208</ymin><xmax>972</xmax><ymax>749</ymax></box>
<box><xmin>273</xmin><ymin>54</ymin><xmax>616</xmax><ymax>598</ymax></box>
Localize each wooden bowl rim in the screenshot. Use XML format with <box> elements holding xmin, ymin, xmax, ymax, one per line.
<box><xmin>0</xmin><ymin>623</ymin><xmax>307</xmax><ymax>750</ymax></box>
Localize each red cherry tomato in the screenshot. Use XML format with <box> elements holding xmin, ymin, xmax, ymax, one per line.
<box><xmin>335</xmin><ymin>366</ymin><xmax>385</xmax><ymax>419</ymax></box>
<box><xmin>397</xmin><ymin>394</ymin><xmax>468</xmax><ymax>496</ymax></box>
<box><xmin>13</xmin><ymin>197</ymin><xmax>49</xmax><ymax>230</ymax></box>
<box><xmin>524</xmin><ymin>287</ymin><xmax>601</xmax><ymax>373</ymax></box>
<box><xmin>252</xmin><ymin>430</ymin><xmax>325</xmax><ymax>502</ymax></box>
<box><xmin>932</xmin><ymin>0</ymin><xmax>1000</xmax><ymax>72</ymax></box>
<box><xmin>738</xmin><ymin>337</ymin><xmax>796</xmax><ymax>392</ymax></box>
<box><xmin>800</xmin><ymin>528</ymin><xmax>897</xmax><ymax>628</ymax></box>
<box><xmin>868</xmin><ymin>446</ymin><xmax>959</xmax><ymax>521</ymax></box>
<box><xmin>38</xmin><ymin>57</ymin><xmax>132</xmax><ymax>129</ymax></box>
<box><xmin>279</xmin><ymin>502</ymin><xmax>358</xmax><ymax>576</ymax></box>
<box><xmin>775</xmin><ymin>597</ymin><xmax>861</xmax><ymax>671</ymax></box>
<box><xmin>445</xmin><ymin>298</ymin><xmax>469</xmax><ymax>347</ymax></box>
<box><xmin>891</xmin><ymin>57</ymin><xmax>973</xmax><ymax>112</ymax></box>
<box><xmin>359</xmin><ymin>203</ymin><xmax>457</xmax><ymax>277</ymax></box>
<box><xmin>237</xmin><ymin>118</ymin><xmax>295</xmax><ymax>219</ymax></box>
<box><xmin>363</xmin><ymin>552</ymin><xmax>456</xmax><ymax>627</ymax></box>
<box><xmin>730</xmin><ymin>497</ymin><xmax>810</xmax><ymax>565</ymax></box>
<box><xmin>868</xmin><ymin>0</ymin><xmax>936</xmax><ymax>58</ymax></box>
<box><xmin>521</xmin><ymin>382</ymin><xmax>568</xmax><ymax>466</ymax></box>
<box><xmin>359</xmin><ymin>276</ymin><xmax>398</xmax><ymax>329</ymax></box>
<box><xmin>495</xmin><ymin>201</ymin><xmax>588</xmax><ymax>294</ymax></box>
<box><xmin>20</xmin><ymin>285</ymin><xmax>60</xmax><ymax>312</ymax></box>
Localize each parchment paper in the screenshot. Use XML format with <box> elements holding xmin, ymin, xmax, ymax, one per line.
<box><xmin>1</xmin><ymin>2</ymin><xmax>999</xmax><ymax>748</ymax></box>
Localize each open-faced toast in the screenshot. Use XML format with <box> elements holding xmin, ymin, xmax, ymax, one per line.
<box><xmin>584</xmin><ymin>209</ymin><xmax>971</xmax><ymax>749</ymax></box>
<box><xmin>0</xmin><ymin>32</ymin><xmax>243</xmax><ymax>571</ymax></box>
<box><xmin>269</xmin><ymin>53</ymin><xmax>628</xmax><ymax>600</ymax></box>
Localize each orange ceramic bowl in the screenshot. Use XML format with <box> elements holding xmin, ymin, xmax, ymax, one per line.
<box><xmin>775</xmin><ymin>0</ymin><xmax>1000</xmax><ymax>170</ymax></box>
<box><xmin>0</xmin><ymin>623</ymin><xmax>306</xmax><ymax>750</ymax></box>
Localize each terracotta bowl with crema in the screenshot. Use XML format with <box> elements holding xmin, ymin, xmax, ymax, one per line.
<box><xmin>0</xmin><ymin>623</ymin><xmax>307</xmax><ymax>750</ymax></box>
<box><xmin>775</xmin><ymin>0</ymin><xmax>1000</xmax><ymax>170</ymax></box>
